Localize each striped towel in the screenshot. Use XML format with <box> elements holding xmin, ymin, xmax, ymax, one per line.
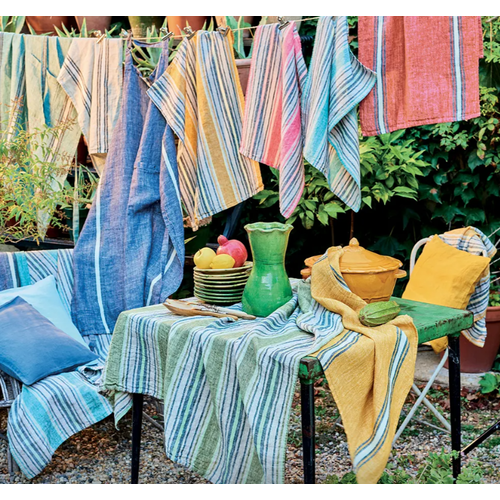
<box><xmin>147</xmin><ymin>29</ymin><xmax>263</xmax><ymax>231</ymax></box>
<box><xmin>0</xmin><ymin>249</ymin><xmax>118</xmax><ymax>478</ymax></box>
<box><xmin>359</xmin><ymin>16</ymin><xmax>483</xmax><ymax>136</ymax></box>
<box><xmin>310</xmin><ymin>247</ymin><xmax>418</xmax><ymax>483</ymax></box>
<box><xmin>302</xmin><ymin>17</ymin><xmax>376</xmax><ymax>212</ymax></box>
<box><xmin>24</xmin><ymin>35</ymin><xmax>82</xmax><ymax>235</ymax></box>
<box><xmin>439</xmin><ymin>227</ymin><xmax>496</xmax><ymax>348</ymax></box>
<box><xmin>58</xmin><ymin>38</ymin><xmax>124</xmax><ymax>175</ymax></box>
<box><xmin>0</xmin><ymin>33</ymin><xmax>26</xmax><ymax>140</ymax></box>
<box><xmin>240</xmin><ymin>22</ymin><xmax>307</xmax><ymax>218</ymax></box>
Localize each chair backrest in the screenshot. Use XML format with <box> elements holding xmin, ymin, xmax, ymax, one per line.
<box><xmin>0</xmin><ymin>248</ymin><xmax>74</xmax><ymax>315</ymax></box>
<box><xmin>409</xmin><ymin>232</ymin><xmax>491</xmax><ymax>347</ymax></box>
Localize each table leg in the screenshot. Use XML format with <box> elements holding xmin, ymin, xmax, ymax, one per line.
<box><xmin>131</xmin><ymin>393</ymin><xmax>144</xmax><ymax>484</ymax></box>
<box><xmin>300</xmin><ymin>378</ymin><xmax>316</xmax><ymax>484</ymax></box>
<box><xmin>447</xmin><ymin>336</ymin><xmax>461</xmax><ymax>480</ymax></box>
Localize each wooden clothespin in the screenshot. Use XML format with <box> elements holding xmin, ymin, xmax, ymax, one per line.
<box><xmin>183</xmin><ymin>25</ymin><xmax>196</xmax><ymax>40</ymax></box>
<box><xmin>278</xmin><ymin>17</ymin><xmax>290</xmax><ymax>30</ymax></box>
<box><xmin>217</xmin><ymin>26</ymin><xmax>229</xmax><ymax>37</ymax></box>
<box><xmin>159</xmin><ymin>27</ymin><xmax>174</xmax><ymax>41</ymax></box>
<box><xmin>93</xmin><ymin>30</ymin><xmax>106</xmax><ymax>43</ymax></box>
<box><xmin>120</xmin><ymin>28</ymin><xmax>131</xmax><ymax>38</ymax></box>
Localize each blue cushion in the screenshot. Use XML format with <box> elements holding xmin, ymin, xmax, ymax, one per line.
<box><xmin>0</xmin><ymin>297</ymin><xmax>98</xmax><ymax>385</ymax></box>
<box><xmin>0</xmin><ymin>276</ymin><xmax>85</xmax><ymax>345</ymax></box>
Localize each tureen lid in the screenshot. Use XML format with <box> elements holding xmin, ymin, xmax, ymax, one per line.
<box><xmin>339</xmin><ymin>238</ymin><xmax>403</xmax><ymax>274</ymax></box>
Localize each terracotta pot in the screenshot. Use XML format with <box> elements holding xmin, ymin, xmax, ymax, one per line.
<box><xmin>167</xmin><ymin>16</ymin><xmax>208</xmax><ymax>36</ymax></box>
<box><xmin>235</xmin><ymin>59</ymin><xmax>252</xmax><ymax>97</ymax></box>
<box><xmin>128</xmin><ymin>16</ymin><xmax>165</xmax><ymax>38</ymax></box>
<box><xmin>26</xmin><ymin>16</ymin><xmax>71</xmax><ymax>34</ymax></box>
<box><xmin>75</xmin><ymin>16</ymin><xmax>112</xmax><ymax>33</ymax></box>
<box><xmin>443</xmin><ymin>306</ymin><xmax>500</xmax><ymax>373</ymax></box>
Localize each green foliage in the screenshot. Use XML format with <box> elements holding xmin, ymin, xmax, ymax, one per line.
<box><xmin>323</xmin><ymin>449</ymin><xmax>484</xmax><ymax>484</ymax></box>
<box><xmin>0</xmin><ymin>120</ymin><xmax>97</xmax><ymax>244</ymax></box>
<box><xmin>479</xmin><ymin>372</ymin><xmax>500</xmax><ymax>396</ymax></box>
<box><xmin>0</xmin><ymin>16</ymin><xmax>25</xmax><ymax>33</ymax></box>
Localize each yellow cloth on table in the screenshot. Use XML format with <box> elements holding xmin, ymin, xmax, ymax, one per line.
<box><xmin>312</xmin><ymin>247</ymin><xmax>418</xmax><ymax>484</ymax></box>
<box><xmin>402</xmin><ymin>233</ymin><xmax>490</xmax><ymax>352</ymax></box>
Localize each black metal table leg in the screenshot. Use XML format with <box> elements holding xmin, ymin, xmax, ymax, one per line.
<box><xmin>131</xmin><ymin>393</ymin><xmax>144</xmax><ymax>484</ymax></box>
<box><xmin>448</xmin><ymin>336</ymin><xmax>461</xmax><ymax>480</ymax></box>
<box><xmin>300</xmin><ymin>378</ymin><xmax>316</xmax><ymax>484</ymax></box>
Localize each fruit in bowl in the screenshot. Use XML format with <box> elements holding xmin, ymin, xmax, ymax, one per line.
<box><xmin>194</xmin><ymin>247</ymin><xmax>216</xmax><ymax>269</ymax></box>
<box><xmin>210</xmin><ymin>254</ymin><xmax>235</xmax><ymax>269</ymax></box>
<box><xmin>217</xmin><ymin>235</ymin><xmax>248</xmax><ymax>268</ymax></box>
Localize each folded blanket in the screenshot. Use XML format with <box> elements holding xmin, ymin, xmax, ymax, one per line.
<box><xmin>359</xmin><ymin>16</ymin><xmax>483</xmax><ymax>136</ymax></box>
<box><xmin>302</xmin><ymin>16</ymin><xmax>376</xmax><ymax>212</ymax></box>
<box><xmin>240</xmin><ymin>22</ymin><xmax>307</xmax><ymax>218</ymax></box>
<box><xmin>147</xmin><ymin>29</ymin><xmax>263</xmax><ymax>230</ymax></box>
<box><xmin>58</xmin><ymin>38</ymin><xmax>124</xmax><ymax>174</ymax></box>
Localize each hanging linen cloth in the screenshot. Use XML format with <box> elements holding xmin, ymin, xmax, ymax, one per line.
<box><xmin>302</xmin><ymin>17</ymin><xmax>376</xmax><ymax>212</ymax></box>
<box><xmin>58</xmin><ymin>38</ymin><xmax>124</xmax><ymax>174</ymax></box>
<box><xmin>0</xmin><ymin>33</ymin><xmax>26</xmax><ymax>139</ymax></box>
<box><xmin>148</xmin><ymin>29</ymin><xmax>263</xmax><ymax>231</ymax></box>
<box><xmin>24</xmin><ymin>35</ymin><xmax>82</xmax><ymax>232</ymax></box>
<box><xmin>240</xmin><ymin>22</ymin><xmax>307</xmax><ymax>218</ymax></box>
<box><xmin>71</xmin><ymin>38</ymin><xmax>184</xmax><ymax>336</ymax></box>
<box><xmin>358</xmin><ymin>16</ymin><xmax>483</xmax><ymax>136</ymax></box>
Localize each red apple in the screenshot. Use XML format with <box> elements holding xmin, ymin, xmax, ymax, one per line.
<box><xmin>216</xmin><ymin>235</ymin><xmax>248</xmax><ymax>268</ymax></box>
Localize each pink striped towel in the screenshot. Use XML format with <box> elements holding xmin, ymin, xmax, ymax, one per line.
<box><xmin>240</xmin><ymin>22</ymin><xmax>307</xmax><ymax>218</ymax></box>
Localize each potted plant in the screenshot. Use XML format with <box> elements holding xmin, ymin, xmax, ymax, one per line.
<box><xmin>26</xmin><ymin>16</ymin><xmax>73</xmax><ymax>34</ymax></box>
<box><xmin>75</xmin><ymin>16</ymin><xmax>112</xmax><ymax>33</ymax></box>
<box><xmin>167</xmin><ymin>16</ymin><xmax>209</xmax><ymax>36</ymax></box>
<box><xmin>128</xmin><ymin>16</ymin><xmax>165</xmax><ymax>38</ymax></box>
<box><xmin>216</xmin><ymin>16</ymin><xmax>257</xmax><ymax>37</ymax></box>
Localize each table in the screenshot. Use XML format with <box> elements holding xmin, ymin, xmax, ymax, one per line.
<box><xmin>129</xmin><ymin>297</ymin><xmax>472</xmax><ymax>484</ymax></box>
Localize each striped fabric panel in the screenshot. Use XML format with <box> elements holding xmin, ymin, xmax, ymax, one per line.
<box><xmin>58</xmin><ymin>38</ymin><xmax>123</xmax><ymax>174</ymax></box>
<box><xmin>104</xmin><ymin>293</ymin><xmax>345</xmax><ymax>484</ymax></box>
<box><xmin>439</xmin><ymin>227</ymin><xmax>497</xmax><ymax>347</ymax></box>
<box><xmin>240</xmin><ymin>22</ymin><xmax>307</xmax><ymax>218</ymax></box>
<box><xmin>8</xmin><ymin>370</ymin><xmax>113</xmax><ymax>478</ymax></box>
<box><xmin>302</xmin><ymin>17</ymin><xmax>376</xmax><ymax>212</ymax></box>
<box><xmin>0</xmin><ymin>33</ymin><xmax>27</xmax><ymax>140</ymax></box>
<box><xmin>148</xmin><ymin>29</ymin><xmax>263</xmax><ymax>230</ymax></box>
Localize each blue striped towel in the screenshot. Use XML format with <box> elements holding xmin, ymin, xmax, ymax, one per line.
<box><xmin>302</xmin><ymin>16</ymin><xmax>376</xmax><ymax>212</ymax></box>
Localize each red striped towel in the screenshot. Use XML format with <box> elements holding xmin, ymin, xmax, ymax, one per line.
<box><xmin>359</xmin><ymin>16</ymin><xmax>483</xmax><ymax>136</ymax></box>
<box><xmin>240</xmin><ymin>22</ymin><xmax>307</xmax><ymax>218</ymax></box>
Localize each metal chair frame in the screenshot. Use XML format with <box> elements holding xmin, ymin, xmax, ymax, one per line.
<box><xmin>0</xmin><ymin>369</ymin><xmax>21</xmax><ymax>477</ymax></box>
<box><xmin>393</xmin><ymin>237</ymin><xmax>488</xmax><ymax>443</ymax></box>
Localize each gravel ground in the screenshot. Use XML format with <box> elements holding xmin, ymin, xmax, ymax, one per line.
<box><xmin>1</xmin><ymin>383</ymin><xmax>499</xmax><ymax>484</ymax></box>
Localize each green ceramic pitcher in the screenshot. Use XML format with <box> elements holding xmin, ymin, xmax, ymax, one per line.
<box><xmin>242</xmin><ymin>222</ymin><xmax>293</xmax><ymax>317</ymax></box>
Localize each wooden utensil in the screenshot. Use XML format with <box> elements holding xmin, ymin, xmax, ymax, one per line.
<box><xmin>164</xmin><ymin>299</ymin><xmax>256</xmax><ymax>321</ymax></box>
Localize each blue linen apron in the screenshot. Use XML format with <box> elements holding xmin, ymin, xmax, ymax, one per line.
<box><xmin>71</xmin><ymin>38</ymin><xmax>184</xmax><ymax>335</ymax></box>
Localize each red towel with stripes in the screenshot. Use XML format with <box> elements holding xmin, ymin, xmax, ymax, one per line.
<box><xmin>240</xmin><ymin>22</ymin><xmax>307</xmax><ymax>218</ymax></box>
<box><xmin>359</xmin><ymin>16</ymin><xmax>483</xmax><ymax>136</ymax></box>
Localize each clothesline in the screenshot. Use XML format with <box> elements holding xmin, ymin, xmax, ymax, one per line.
<box><xmin>116</xmin><ymin>16</ymin><xmax>323</xmax><ymax>41</ymax></box>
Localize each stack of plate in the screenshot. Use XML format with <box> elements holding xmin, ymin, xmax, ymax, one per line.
<box><xmin>194</xmin><ymin>261</ymin><xmax>253</xmax><ymax>305</ymax></box>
